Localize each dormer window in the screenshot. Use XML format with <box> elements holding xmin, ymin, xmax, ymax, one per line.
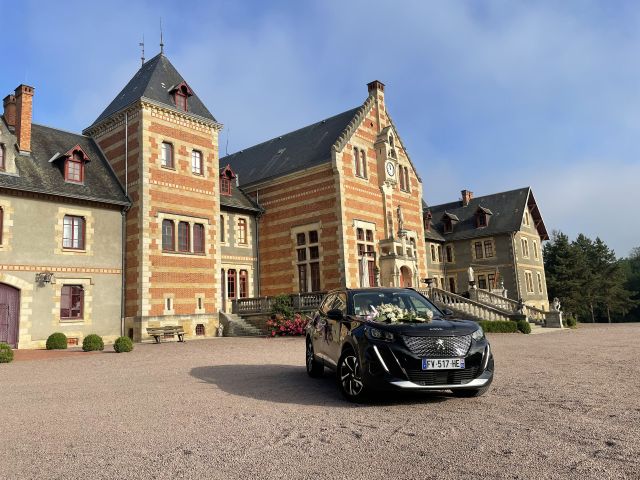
<box><xmin>57</xmin><ymin>146</ymin><xmax>90</xmax><ymax>184</ymax></box>
<box><xmin>441</xmin><ymin>212</ymin><xmax>459</xmax><ymax>234</ymax></box>
<box><xmin>475</xmin><ymin>206</ymin><xmax>493</xmax><ymax>228</ymax></box>
<box><xmin>219</xmin><ymin>164</ymin><xmax>236</xmax><ymax>196</ymax></box>
<box><xmin>170</xmin><ymin>82</ymin><xmax>193</xmax><ymax>112</ymax></box>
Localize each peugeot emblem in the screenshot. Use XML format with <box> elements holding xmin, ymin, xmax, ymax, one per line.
<box><xmin>435</xmin><ymin>339</ymin><xmax>445</xmax><ymax>351</ymax></box>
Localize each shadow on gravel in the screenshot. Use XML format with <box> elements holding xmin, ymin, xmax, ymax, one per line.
<box><xmin>190</xmin><ymin>364</ymin><xmax>449</xmax><ymax>406</ymax></box>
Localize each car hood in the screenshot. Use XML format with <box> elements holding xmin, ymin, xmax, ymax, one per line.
<box><xmin>361</xmin><ymin>317</ymin><xmax>479</xmax><ymax>337</ymax></box>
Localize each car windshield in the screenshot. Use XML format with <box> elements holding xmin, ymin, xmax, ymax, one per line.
<box><xmin>352</xmin><ymin>290</ymin><xmax>441</xmax><ymax>320</ymax></box>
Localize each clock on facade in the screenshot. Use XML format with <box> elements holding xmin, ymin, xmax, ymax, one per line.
<box><xmin>385</xmin><ymin>161</ymin><xmax>396</xmax><ymax>176</ymax></box>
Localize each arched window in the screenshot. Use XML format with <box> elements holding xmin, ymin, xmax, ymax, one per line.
<box><xmin>354</xmin><ymin>147</ymin><xmax>361</xmax><ymax>177</ymax></box>
<box><xmin>237</xmin><ymin>218</ymin><xmax>247</xmax><ymax>245</ymax></box>
<box><xmin>227</xmin><ymin>269</ymin><xmax>236</xmax><ymax>299</ymax></box>
<box><xmin>178</xmin><ymin>221</ymin><xmax>190</xmax><ymax>252</ymax></box>
<box><xmin>0</xmin><ymin>144</ymin><xmax>5</xmax><ymax>170</ymax></box>
<box><xmin>193</xmin><ymin>223</ymin><xmax>205</xmax><ymax>254</ymax></box>
<box><xmin>360</xmin><ymin>149</ymin><xmax>367</xmax><ymax>178</ymax></box>
<box><xmin>239</xmin><ymin>270</ymin><xmax>248</xmax><ymax>298</ymax></box>
<box><xmin>162</xmin><ymin>219</ymin><xmax>175</xmax><ymax>251</ymax></box>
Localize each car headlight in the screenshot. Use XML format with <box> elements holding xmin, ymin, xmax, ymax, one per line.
<box><xmin>471</xmin><ymin>326</ymin><xmax>485</xmax><ymax>341</ymax></box>
<box><xmin>367</xmin><ymin>327</ymin><xmax>395</xmax><ymax>342</ymax></box>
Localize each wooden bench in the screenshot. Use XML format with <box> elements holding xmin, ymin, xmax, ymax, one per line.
<box><xmin>146</xmin><ymin>326</ymin><xmax>186</xmax><ymax>343</ymax></box>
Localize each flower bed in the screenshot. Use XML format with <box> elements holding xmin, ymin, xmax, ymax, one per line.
<box><xmin>267</xmin><ymin>313</ymin><xmax>308</xmax><ymax>337</ymax></box>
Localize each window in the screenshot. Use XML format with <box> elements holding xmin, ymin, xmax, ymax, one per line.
<box><xmin>443</xmin><ymin>217</ymin><xmax>452</xmax><ymax>233</ymax></box>
<box><xmin>191</xmin><ymin>150</ymin><xmax>203</xmax><ymax>175</ymax></box>
<box><xmin>195</xmin><ymin>324</ymin><xmax>205</xmax><ymax>336</ymax></box>
<box><xmin>162</xmin><ymin>219</ymin><xmax>175</xmax><ymax>251</ymax></box>
<box><xmin>430</xmin><ymin>244</ymin><xmax>437</xmax><ymax>262</ymax></box>
<box><xmin>220</xmin><ymin>215</ymin><xmax>225</xmax><ymax>243</ymax></box>
<box><xmin>437</xmin><ymin>245</ymin><xmax>443</xmax><ymax>263</ymax></box>
<box><xmin>533</xmin><ymin>240</ymin><xmax>539</xmax><ymax>260</ymax></box>
<box><xmin>488</xmin><ymin>273</ymin><xmax>496</xmax><ymax>289</ymax></box>
<box><xmin>474</xmin><ymin>241</ymin><xmax>484</xmax><ymax>259</ymax></box>
<box><xmin>524</xmin><ymin>211</ymin><xmax>530</xmax><ymax>226</ymax></box>
<box><xmin>537</xmin><ymin>272</ymin><xmax>543</xmax><ymax>293</ymax></box>
<box><xmin>296</xmin><ymin>229</ymin><xmax>321</xmax><ymax>292</ymax></box>
<box><xmin>525</xmin><ymin>271</ymin><xmax>534</xmax><ymax>293</ymax></box>
<box><xmin>477</xmin><ymin>275</ymin><xmax>487</xmax><ymax>290</ymax></box>
<box><xmin>399</xmin><ymin>166</ymin><xmax>405</xmax><ymax>190</ymax></box>
<box><xmin>220</xmin><ymin>176</ymin><xmax>231</xmax><ymax>195</ymax></box>
<box><xmin>63</xmin><ymin>215</ymin><xmax>85</xmax><ymax>249</ymax></box>
<box><xmin>193</xmin><ymin>224</ymin><xmax>205</xmax><ymax>254</ymax></box>
<box><xmin>161</xmin><ymin>142</ymin><xmax>173</xmax><ymax>168</ymax></box>
<box><xmin>445</xmin><ymin>245</ymin><xmax>454</xmax><ymax>263</ymax></box>
<box><xmin>239</xmin><ymin>270</ymin><xmax>248</xmax><ymax>298</ymax></box>
<box><xmin>521</xmin><ymin>238</ymin><xmax>530</xmax><ymax>257</ymax></box>
<box><xmin>60</xmin><ymin>285</ymin><xmax>83</xmax><ymax>320</ymax></box>
<box><xmin>448</xmin><ymin>277</ymin><xmax>456</xmax><ymax>294</ymax></box>
<box><xmin>360</xmin><ymin>149</ymin><xmax>367</xmax><ymax>178</ymax></box>
<box><xmin>227</xmin><ymin>269</ymin><xmax>236</xmax><ymax>299</ymax></box>
<box><xmin>477</xmin><ymin>212</ymin><xmax>487</xmax><ymax>228</ymax></box>
<box><xmin>399</xmin><ymin>166</ymin><xmax>410</xmax><ymax>192</ymax></box>
<box><xmin>484</xmin><ymin>240</ymin><xmax>494</xmax><ymax>258</ymax></box>
<box><xmin>178</xmin><ymin>221</ymin><xmax>190</xmax><ymax>252</ymax></box>
<box><xmin>354</xmin><ymin>147</ymin><xmax>361</xmax><ymax>177</ymax></box>
<box><xmin>356</xmin><ymin>227</ymin><xmax>376</xmax><ymax>286</ymax></box>
<box><xmin>174</xmin><ymin>86</ymin><xmax>188</xmax><ymax>111</ymax></box>
<box><xmin>0</xmin><ymin>144</ymin><xmax>5</xmax><ymax>170</ymax></box>
<box><xmin>65</xmin><ymin>153</ymin><xmax>84</xmax><ymax>183</ymax></box>
<box><xmin>0</xmin><ymin>207</ymin><xmax>3</xmax><ymax>245</ymax></box>
<box><xmin>237</xmin><ymin>218</ymin><xmax>247</xmax><ymax>245</ymax></box>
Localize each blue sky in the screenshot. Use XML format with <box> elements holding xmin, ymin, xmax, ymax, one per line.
<box><xmin>2</xmin><ymin>0</ymin><xmax>639</xmax><ymax>256</ymax></box>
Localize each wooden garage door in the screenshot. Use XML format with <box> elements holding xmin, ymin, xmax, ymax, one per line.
<box><xmin>0</xmin><ymin>283</ymin><xmax>20</xmax><ymax>348</ymax></box>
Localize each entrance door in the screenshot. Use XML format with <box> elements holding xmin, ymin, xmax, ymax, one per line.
<box><xmin>0</xmin><ymin>283</ymin><xmax>20</xmax><ymax>348</ymax></box>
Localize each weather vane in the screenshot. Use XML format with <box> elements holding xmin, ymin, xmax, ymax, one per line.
<box><xmin>160</xmin><ymin>18</ymin><xmax>164</xmax><ymax>54</ymax></box>
<box><xmin>139</xmin><ymin>34</ymin><xmax>145</xmax><ymax>66</ymax></box>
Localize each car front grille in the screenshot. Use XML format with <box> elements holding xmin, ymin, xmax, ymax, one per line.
<box><xmin>406</xmin><ymin>366</ymin><xmax>479</xmax><ymax>386</ymax></box>
<box><xmin>401</xmin><ymin>334</ymin><xmax>472</xmax><ymax>357</ymax></box>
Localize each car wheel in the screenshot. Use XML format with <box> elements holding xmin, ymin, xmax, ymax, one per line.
<box><xmin>337</xmin><ymin>349</ymin><xmax>368</xmax><ymax>402</ymax></box>
<box><xmin>451</xmin><ymin>384</ymin><xmax>491</xmax><ymax>398</ymax></box>
<box><xmin>306</xmin><ymin>339</ymin><xmax>324</xmax><ymax>377</ymax></box>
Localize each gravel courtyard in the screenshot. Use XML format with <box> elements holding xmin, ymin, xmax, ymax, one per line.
<box><xmin>2</xmin><ymin>324</ymin><xmax>639</xmax><ymax>480</ymax></box>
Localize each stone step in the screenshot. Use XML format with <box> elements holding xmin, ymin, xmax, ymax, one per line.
<box><xmin>219</xmin><ymin>312</ymin><xmax>264</xmax><ymax>337</ymax></box>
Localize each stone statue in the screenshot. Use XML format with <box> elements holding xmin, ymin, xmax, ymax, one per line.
<box><xmin>467</xmin><ymin>266</ymin><xmax>474</xmax><ymax>282</ymax></box>
<box><xmin>397</xmin><ymin>205</ymin><xmax>404</xmax><ymax>232</ymax></box>
<box><xmin>552</xmin><ymin>297</ymin><xmax>561</xmax><ymax>312</ymax></box>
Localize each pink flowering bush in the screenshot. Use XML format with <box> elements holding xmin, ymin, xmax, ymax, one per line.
<box><xmin>266</xmin><ymin>313</ymin><xmax>308</xmax><ymax>337</ymax></box>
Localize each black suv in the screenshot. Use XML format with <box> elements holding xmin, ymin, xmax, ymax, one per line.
<box><xmin>306</xmin><ymin>288</ymin><xmax>494</xmax><ymax>401</ymax></box>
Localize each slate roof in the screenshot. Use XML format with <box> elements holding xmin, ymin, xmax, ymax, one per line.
<box><xmin>0</xmin><ymin>124</ymin><xmax>129</xmax><ymax>206</ymax></box>
<box><xmin>86</xmin><ymin>54</ymin><xmax>216</xmax><ymax>130</ymax></box>
<box><xmin>220</xmin><ymin>186</ymin><xmax>262</xmax><ymax>213</ymax></box>
<box><xmin>221</xmin><ymin>107</ymin><xmax>360</xmax><ymax>187</ymax></box>
<box><xmin>423</xmin><ymin>187</ymin><xmax>548</xmax><ymax>242</ymax></box>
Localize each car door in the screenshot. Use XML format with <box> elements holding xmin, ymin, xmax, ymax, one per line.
<box><xmin>313</xmin><ymin>293</ymin><xmax>335</xmax><ymax>362</ymax></box>
<box><xmin>325</xmin><ymin>292</ymin><xmax>348</xmax><ymax>365</ymax></box>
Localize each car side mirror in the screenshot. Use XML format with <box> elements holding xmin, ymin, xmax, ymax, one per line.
<box><xmin>327</xmin><ymin>309</ymin><xmax>344</xmax><ymax>321</ymax></box>
<box><xmin>442</xmin><ymin>308</ymin><xmax>454</xmax><ymax>317</ymax></box>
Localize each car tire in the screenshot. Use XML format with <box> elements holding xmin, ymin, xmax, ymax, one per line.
<box><xmin>306</xmin><ymin>339</ymin><xmax>324</xmax><ymax>378</ymax></box>
<box><xmin>337</xmin><ymin>348</ymin><xmax>368</xmax><ymax>402</ymax></box>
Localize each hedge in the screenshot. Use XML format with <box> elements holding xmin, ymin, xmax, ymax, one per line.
<box><xmin>0</xmin><ymin>343</ymin><xmax>13</xmax><ymax>363</ymax></box>
<box><xmin>82</xmin><ymin>334</ymin><xmax>104</xmax><ymax>352</ymax></box>
<box><xmin>113</xmin><ymin>336</ymin><xmax>133</xmax><ymax>353</ymax></box>
<box><xmin>516</xmin><ymin>319</ymin><xmax>532</xmax><ymax>334</ymax></box>
<box><xmin>478</xmin><ymin>320</ymin><xmax>518</xmax><ymax>333</ymax></box>
<box><xmin>46</xmin><ymin>332</ymin><xmax>68</xmax><ymax>350</ymax></box>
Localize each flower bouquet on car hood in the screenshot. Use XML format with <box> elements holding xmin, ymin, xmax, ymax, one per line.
<box><xmin>371</xmin><ymin>303</ymin><xmax>433</xmax><ymax>323</ymax></box>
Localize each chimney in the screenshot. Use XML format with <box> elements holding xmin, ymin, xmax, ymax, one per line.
<box><xmin>3</xmin><ymin>94</ymin><xmax>16</xmax><ymax>130</ymax></box>
<box><xmin>15</xmin><ymin>84</ymin><xmax>35</xmax><ymax>154</ymax></box>
<box><xmin>367</xmin><ymin>80</ymin><xmax>385</xmax><ymax>101</ymax></box>
<box><xmin>461</xmin><ymin>189</ymin><xmax>473</xmax><ymax>206</ymax></box>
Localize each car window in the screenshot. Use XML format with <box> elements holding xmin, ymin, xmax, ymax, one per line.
<box><xmin>320</xmin><ymin>294</ymin><xmax>336</xmax><ymax>315</ymax></box>
<box><xmin>331</xmin><ymin>293</ymin><xmax>347</xmax><ymax>314</ymax></box>
<box><xmin>352</xmin><ymin>290</ymin><xmax>440</xmax><ymax>318</ymax></box>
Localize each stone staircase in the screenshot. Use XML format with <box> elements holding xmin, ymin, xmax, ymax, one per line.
<box><xmin>218</xmin><ymin>312</ymin><xmax>264</xmax><ymax>337</ymax></box>
<box><xmin>416</xmin><ymin>288</ymin><xmax>519</xmax><ymax>322</ymax></box>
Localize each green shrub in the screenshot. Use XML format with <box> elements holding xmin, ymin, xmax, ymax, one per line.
<box><xmin>113</xmin><ymin>336</ymin><xmax>133</xmax><ymax>353</ymax></box>
<box><xmin>0</xmin><ymin>343</ymin><xmax>14</xmax><ymax>363</ymax></box>
<box><xmin>82</xmin><ymin>334</ymin><xmax>104</xmax><ymax>352</ymax></box>
<box><xmin>46</xmin><ymin>332</ymin><xmax>68</xmax><ymax>350</ymax></box>
<box><xmin>516</xmin><ymin>320</ymin><xmax>532</xmax><ymax>334</ymax></box>
<box><xmin>478</xmin><ymin>320</ymin><xmax>518</xmax><ymax>333</ymax></box>
<box><xmin>564</xmin><ymin>315</ymin><xmax>578</xmax><ymax>328</ymax></box>
<box><xmin>271</xmin><ymin>294</ymin><xmax>293</xmax><ymax>319</ymax></box>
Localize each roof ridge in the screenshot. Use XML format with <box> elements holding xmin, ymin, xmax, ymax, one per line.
<box><xmin>222</xmin><ymin>106</ymin><xmax>360</xmax><ymax>159</ymax></box>
<box><xmin>332</xmin><ymin>95</ymin><xmax>375</xmax><ymax>152</ymax></box>
<box><xmin>426</xmin><ymin>186</ymin><xmax>531</xmax><ymax>210</ymax></box>
<box><xmin>32</xmin><ymin>122</ymin><xmax>88</xmax><ymax>138</ymax></box>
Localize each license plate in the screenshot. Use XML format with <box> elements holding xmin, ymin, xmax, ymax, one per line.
<box><xmin>422</xmin><ymin>358</ymin><xmax>465</xmax><ymax>370</ymax></box>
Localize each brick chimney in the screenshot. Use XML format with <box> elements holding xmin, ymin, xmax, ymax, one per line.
<box><xmin>461</xmin><ymin>189</ymin><xmax>473</xmax><ymax>206</ymax></box>
<box><xmin>15</xmin><ymin>84</ymin><xmax>35</xmax><ymax>154</ymax></box>
<box><xmin>3</xmin><ymin>94</ymin><xmax>16</xmax><ymax>130</ymax></box>
<box><xmin>367</xmin><ymin>80</ymin><xmax>386</xmax><ymax>132</ymax></box>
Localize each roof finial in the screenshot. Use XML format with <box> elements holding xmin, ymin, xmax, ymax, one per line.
<box><xmin>139</xmin><ymin>34</ymin><xmax>145</xmax><ymax>66</ymax></box>
<box><xmin>159</xmin><ymin>18</ymin><xmax>164</xmax><ymax>55</ymax></box>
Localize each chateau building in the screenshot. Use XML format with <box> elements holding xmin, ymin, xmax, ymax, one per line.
<box><xmin>1</xmin><ymin>52</ymin><xmax>553</xmax><ymax>348</ymax></box>
<box><xmin>423</xmin><ymin>188</ymin><xmax>550</xmax><ymax>310</ymax></box>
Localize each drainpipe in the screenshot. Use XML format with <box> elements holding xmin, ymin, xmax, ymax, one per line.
<box><xmin>255</xmin><ymin>188</ymin><xmax>261</xmax><ymax>296</ymax></box>
<box><xmin>121</xmin><ymin>111</ymin><xmax>129</xmax><ymax>337</ymax></box>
